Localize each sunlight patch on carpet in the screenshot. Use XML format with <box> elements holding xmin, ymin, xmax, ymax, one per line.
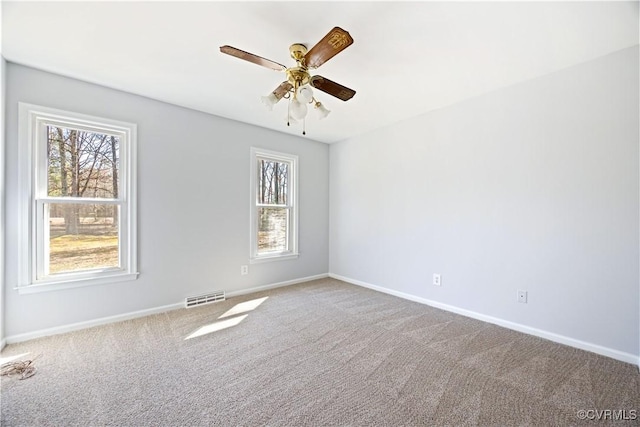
<box><xmin>185</xmin><ymin>315</ymin><xmax>249</xmax><ymax>340</ymax></box>
<box><xmin>0</xmin><ymin>352</ymin><xmax>31</xmax><ymax>365</ymax></box>
<box><xmin>219</xmin><ymin>297</ymin><xmax>268</xmax><ymax>319</ymax></box>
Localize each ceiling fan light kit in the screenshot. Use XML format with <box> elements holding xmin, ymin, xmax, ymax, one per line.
<box><xmin>220</xmin><ymin>27</ymin><xmax>356</xmax><ymax>136</ymax></box>
<box><xmin>315</xmin><ymin>102</ymin><xmax>331</xmax><ymax>120</ymax></box>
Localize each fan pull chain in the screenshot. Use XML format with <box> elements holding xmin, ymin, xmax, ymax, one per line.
<box><xmin>302</xmin><ymin>117</ymin><xmax>306</xmax><ymax>136</ymax></box>
<box><xmin>287</xmin><ymin>96</ymin><xmax>291</xmax><ymax>126</ymax></box>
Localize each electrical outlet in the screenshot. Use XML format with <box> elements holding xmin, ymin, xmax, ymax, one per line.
<box><xmin>517</xmin><ymin>290</ymin><xmax>527</xmax><ymax>303</ymax></box>
<box><xmin>433</xmin><ymin>274</ymin><xmax>441</xmax><ymax>286</ymax></box>
<box><xmin>240</xmin><ymin>265</ymin><xmax>248</xmax><ymax>276</ymax></box>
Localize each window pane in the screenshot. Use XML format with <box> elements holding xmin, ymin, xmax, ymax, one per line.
<box><xmin>47</xmin><ymin>126</ymin><xmax>120</xmax><ymax>198</ymax></box>
<box><xmin>48</xmin><ymin>203</ymin><xmax>119</xmax><ymax>274</ymax></box>
<box><xmin>258</xmin><ymin>207</ymin><xmax>288</xmax><ymax>253</ymax></box>
<box><xmin>258</xmin><ymin>159</ymin><xmax>288</xmax><ymax>205</ymax></box>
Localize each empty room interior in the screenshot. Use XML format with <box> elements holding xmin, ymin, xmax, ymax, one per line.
<box><xmin>1</xmin><ymin>1</ymin><xmax>639</xmax><ymax>426</ymax></box>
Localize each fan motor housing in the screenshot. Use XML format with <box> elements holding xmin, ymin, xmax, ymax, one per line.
<box><xmin>286</xmin><ymin>66</ymin><xmax>310</xmax><ymax>87</ymax></box>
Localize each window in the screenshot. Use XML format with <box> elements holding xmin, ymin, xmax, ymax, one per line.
<box><xmin>250</xmin><ymin>148</ymin><xmax>298</xmax><ymax>262</ymax></box>
<box><xmin>18</xmin><ymin>103</ymin><xmax>137</xmax><ymax>293</ymax></box>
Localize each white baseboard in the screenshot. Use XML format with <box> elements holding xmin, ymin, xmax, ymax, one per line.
<box><xmin>226</xmin><ymin>273</ymin><xmax>329</xmax><ymax>298</ymax></box>
<box><xmin>5</xmin><ymin>302</ymin><xmax>185</xmax><ymax>345</ymax></box>
<box><xmin>329</xmin><ymin>273</ymin><xmax>639</xmax><ymax>367</ymax></box>
<box><xmin>3</xmin><ymin>273</ymin><xmax>329</xmax><ymax>345</ymax></box>
<box><xmin>0</xmin><ymin>339</ymin><xmax>6</xmax><ymax>351</ymax></box>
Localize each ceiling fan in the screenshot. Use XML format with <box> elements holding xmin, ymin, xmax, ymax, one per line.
<box><xmin>220</xmin><ymin>27</ymin><xmax>356</xmax><ymax>135</ymax></box>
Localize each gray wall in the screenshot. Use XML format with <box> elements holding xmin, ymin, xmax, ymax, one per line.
<box><xmin>329</xmin><ymin>47</ymin><xmax>639</xmax><ymax>358</ymax></box>
<box><xmin>4</xmin><ymin>63</ymin><xmax>329</xmax><ymax>337</ymax></box>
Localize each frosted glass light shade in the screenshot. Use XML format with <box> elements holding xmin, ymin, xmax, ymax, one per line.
<box><xmin>261</xmin><ymin>93</ymin><xmax>278</xmax><ymax>110</ymax></box>
<box><xmin>297</xmin><ymin>86</ymin><xmax>313</xmax><ymax>104</ymax></box>
<box><xmin>315</xmin><ymin>102</ymin><xmax>331</xmax><ymax>120</ymax></box>
<box><xmin>290</xmin><ymin>99</ymin><xmax>308</xmax><ymax>121</ymax></box>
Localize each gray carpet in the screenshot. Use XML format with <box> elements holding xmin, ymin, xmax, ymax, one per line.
<box><xmin>1</xmin><ymin>278</ymin><xmax>639</xmax><ymax>426</ymax></box>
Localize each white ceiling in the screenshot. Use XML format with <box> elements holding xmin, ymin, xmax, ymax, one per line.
<box><xmin>2</xmin><ymin>1</ymin><xmax>638</xmax><ymax>143</ymax></box>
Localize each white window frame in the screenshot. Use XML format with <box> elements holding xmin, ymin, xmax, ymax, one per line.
<box><xmin>17</xmin><ymin>103</ymin><xmax>138</xmax><ymax>294</ymax></box>
<box><xmin>250</xmin><ymin>147</ymin><xmax>299</xmax><ymax>263</ymax></box>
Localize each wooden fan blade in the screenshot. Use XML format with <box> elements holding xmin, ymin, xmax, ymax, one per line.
<box><xmin>220</xmin><ymin>45</ymin><xmax>286</xmax><ymax>71</ymax></box>
<box><xmin>272</xmin><ymin>81</ymin><xmax>293</xmax><ymax>100</ymax></box>
<box><xmin>310</xmin><ymin>76</ymin><xmax>356</xmax><ymax>101</ymax></box>
<box><xmin>304</xmin><ymin>27</ymin><xmax>353</xmax><ymax>69</ymax></box>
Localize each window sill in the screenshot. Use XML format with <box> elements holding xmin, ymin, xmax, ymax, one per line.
<box><xmin>16</xmin><ymin>272</ymin><xmax>139</xmax><ymax>294</ymax></box>
<box><xmin>250</xmin><ymin>253</ymin><xmax>299</xmax><ymax>264</ymax></box>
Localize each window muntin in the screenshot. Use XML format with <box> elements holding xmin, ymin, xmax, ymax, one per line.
<box><xmin>18</xmin><ymin>103</ymin><xmax>137</xmax><ymax>292</ymax></box>
<box><xmin>250</xmin><ymin>148</ymin><xmax>298</xmax><ymax>262</ymax></box>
